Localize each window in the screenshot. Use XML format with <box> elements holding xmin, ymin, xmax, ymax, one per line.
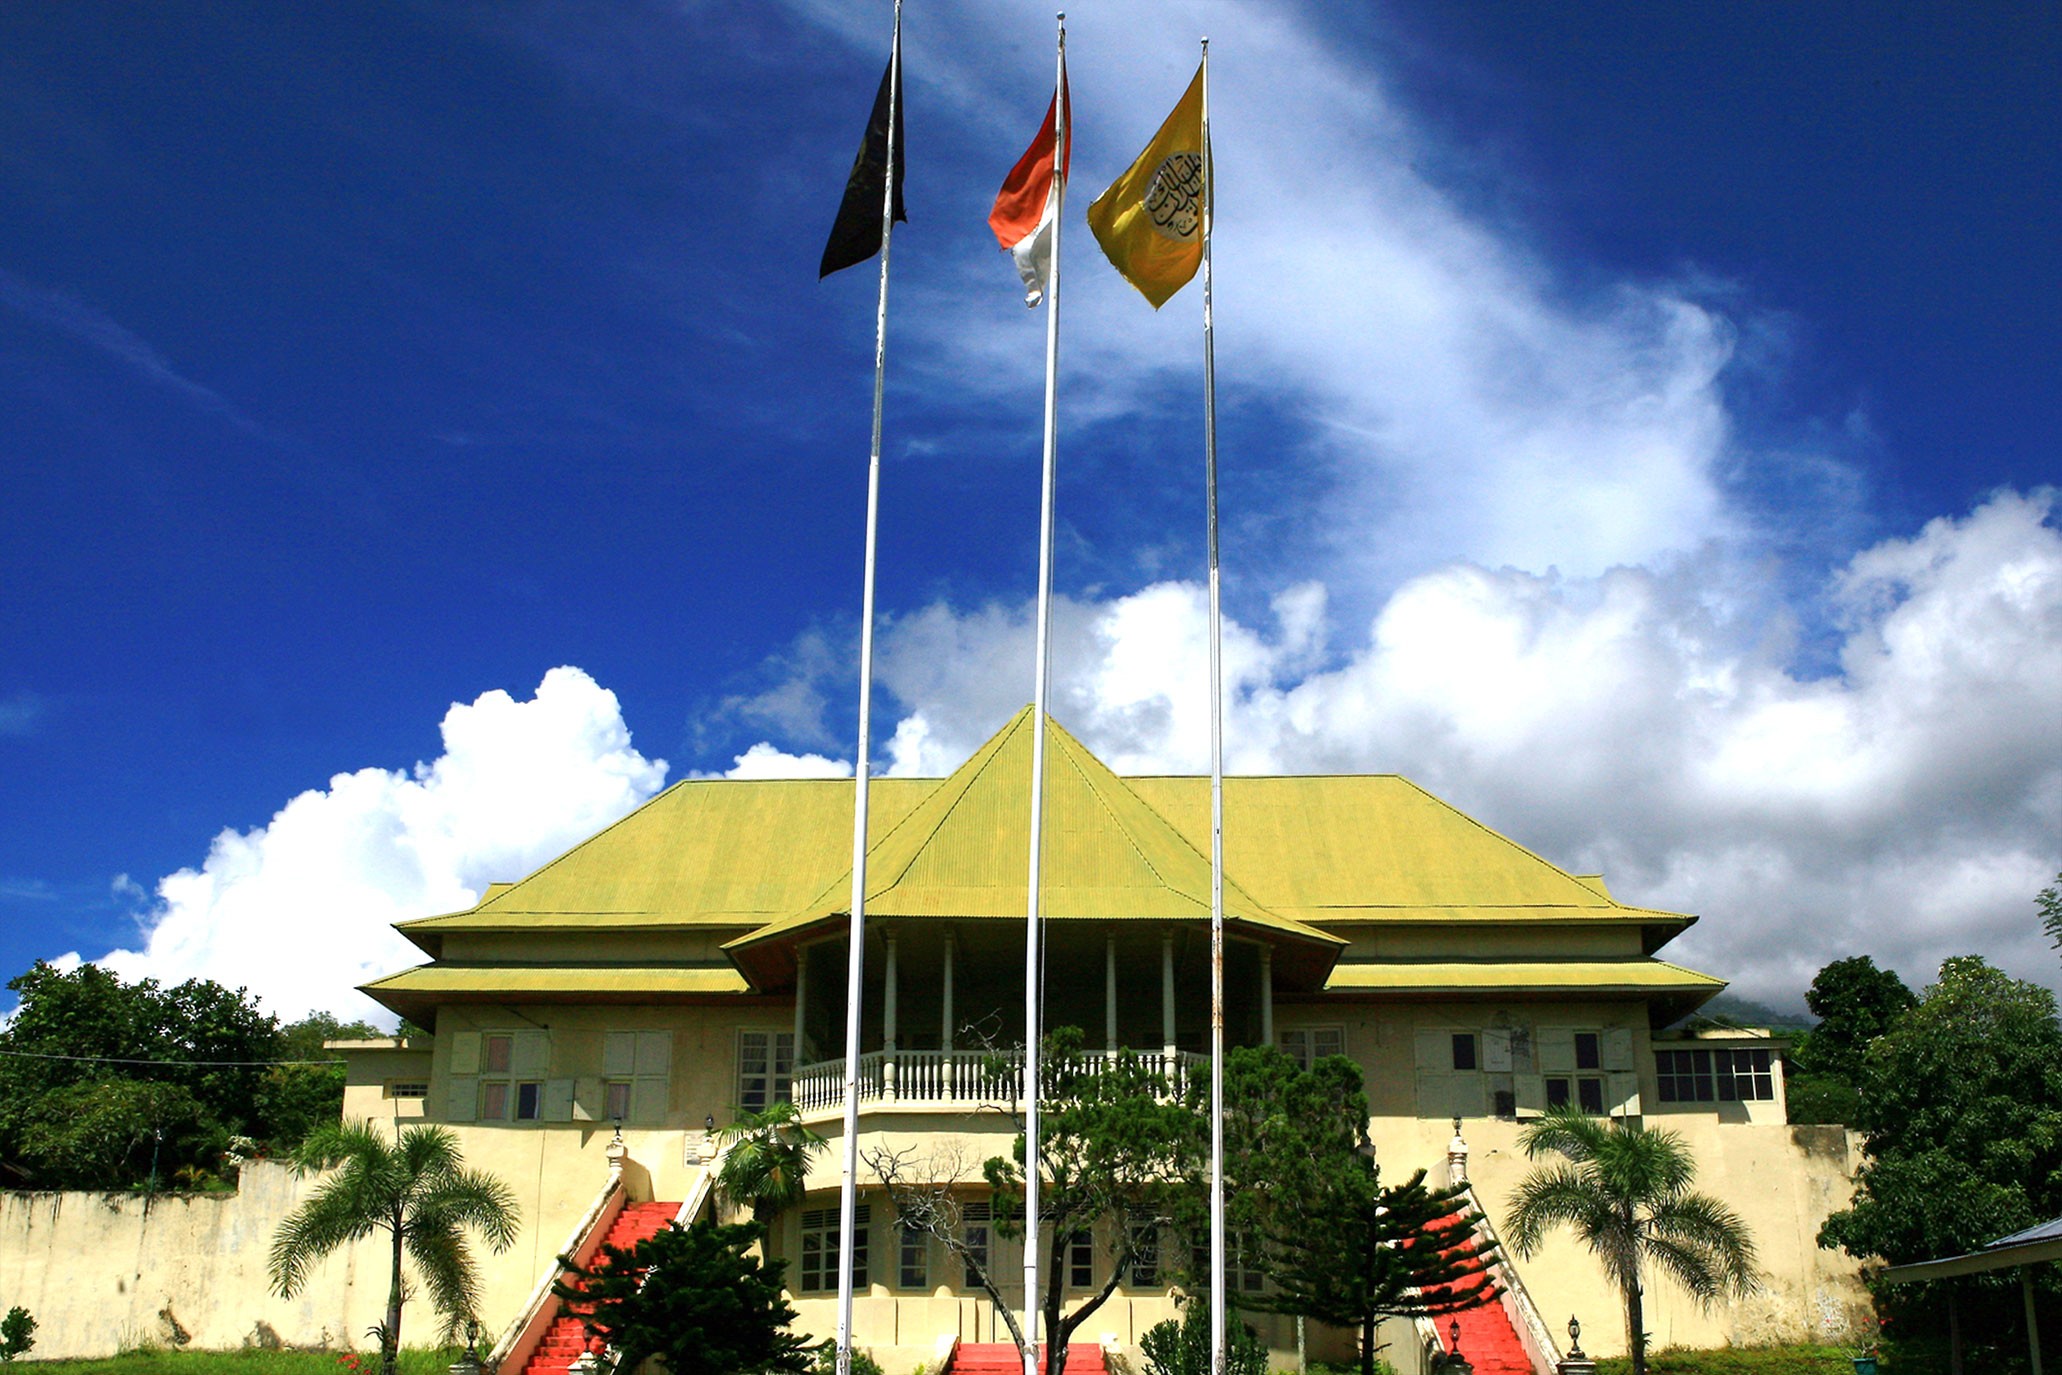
<box><xmin>1655</xmin><ymin>1048</ymin><xmax>1774</xmax><ymax>1103</ymax></box>
<box><xmin>1231</xmin><ymin>1229</ymin><xmax>1266</xmax><ymax>1294</ymax></box>
<box><xmin>1067</xmin><ymin>1231</ymin><xmax>1094</xmax><ymax>1288</ymax></box>
<box><xmin>602</xmin><ymin>1031</ymin><xmax>671</xmax><ymax>1124</ymax></box>
<box><xmin>738</xmin><ymin>1031</ymin><xmax>796</xmax><ymax>1113</ymax></box>
<box><xmin>1451</xmin><ymin>1034</ymin><xmax>1478</xmax><ymax>1071</ymax></box>
<box><xmin>1127</xmin><ymin>1220</ymin><xmax>1160</xmax><ymax>1287</ymax></box>
<box><xmin>1547</xmin><ymin>1076</ymin><xmax>1607</xmax><ymax>1115</ymax></box>
<box><xmin>384</xmin><ymin>1081</ymin><xmax>428</xmax><ymax>1100</ymax></box>
<box><xmin>515</xmin><ymin>1081</ymin><xmax>543</xmax><ymax>1121</ymax></box>
<box><xmin>963</xmin><ymin>1203</ymin><xmax>991</xmax><ymax>1287</ymax></box>
<box><xmin>480</xmin><ymin>1081</ymin><xmax>509</xmax><ymax>1120</ymax></box>
<box><xmin>800</xmin><ymin>1206</ymin><xmax>868</xmax><ymax>1292</ymax></box>
<box><xmin>1576</xmin><ymin>1076</ymin><xmax>1606</xmax><ymax>1115</ymax></box>
<box><xmin>604</xmin><ymin>1080</ymin><xmax>632</xmax><ymax>1122</ymax></box>
<box><xmin>899</xmin><ymin>1221</ymin><xmax>928</xmax><ymax>1290</ymax></box>
<box><xmin>484</xmin><ymin>1034</ymin><xmax>513</xmax><ymax>1074</ymax></box>
<box><xmin>1279</xmin><ymin>1027</ymin><xmax>1345</xmax><ymax>1070</ymax></box>
<box><xmin>1492</xmin><ymin>1087</ymin><xmax>1517</xmax><ymax>1119</ymax></box>
<box><xmin>1575</xmin><ymin>1032</ymin><xmax>1601</xmax><ymax>1070</ymax></box>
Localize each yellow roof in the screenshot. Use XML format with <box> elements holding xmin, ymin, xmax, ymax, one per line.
<box><xmin>389</xmin><ymin>708</ymin><xmax>1695</xmax><ymax>988</ymax></box>
<box><xmin>1324</xmin><ymin>958</ymin><xmax>1724</xmax><ymax>1023</ymax></box>
<box><xmin>361</xmin><ymin>963</ymin><xmax>754</xmax><ymax>1027</ymax></box>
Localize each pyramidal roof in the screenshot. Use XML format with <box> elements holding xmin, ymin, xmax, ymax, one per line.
<box><xmin>738</xmin><ymin>706</ymin><xmax>1332</xmax><ymax>930</ymax></box>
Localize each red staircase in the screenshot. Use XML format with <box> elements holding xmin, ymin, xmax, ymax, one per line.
<box><xmin>1439</xmin><ymin>1302</ymin><xmax>1531</xmax><ymax>1375</ymax></box>
<box><xmin>522</xmin><ymin>1201</ymin><xmax>682</xmax><ymax>1375</ymax></box>
<box><xmin>950</xmin><ymin>1345</ymin><xmax>1106</xmax><ymax>1375</ymax></box>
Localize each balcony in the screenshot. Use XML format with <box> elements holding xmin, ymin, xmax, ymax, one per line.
<box><xmin>790</xmin><ymin>1047</ymin><xmax>1208</xmax><ymax>1119</ymax></box>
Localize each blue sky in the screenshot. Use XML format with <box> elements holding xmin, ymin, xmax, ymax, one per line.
<box><xmin>3</xmin><ymin>1</ymin><xmax>2057</xmax><ymax>1021</ymax></box>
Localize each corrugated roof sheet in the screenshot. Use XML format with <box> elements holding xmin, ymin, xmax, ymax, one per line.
<box><xmin>1323</xmin><ymin>959</ymin><xmax>1725</xmax><ymax>993</ymax></box>
<box><xmin>403</xmin><ymin>710</ymin><xmax>1685</xmax><ymax>945</ymax></box>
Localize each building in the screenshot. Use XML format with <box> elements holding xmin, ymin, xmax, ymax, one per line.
<box><xmin>340</xmin><ymin>707</ymin><xmax>1864</xmax><ymax>1370</ymax></box>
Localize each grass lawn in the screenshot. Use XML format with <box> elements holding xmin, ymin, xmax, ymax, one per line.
<box><xmin>1596</xmin><ymin>1346</ymin><xmax>1862</xmax><ymax>1375</ymax></box>
<box><xmin>16</xmin><ymin>1349</ymin><xmax>465</xmax><ymax>1374</ymax></box>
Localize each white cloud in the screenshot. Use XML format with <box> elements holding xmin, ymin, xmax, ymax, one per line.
<box><xmin>846</xmin><ymin>490</ymin><xmax>2062</xmax><ymax>1007</ymax></box>
<box><xmin>98</xmin><ymin>667</ymin><xmax>667</xmax><ymax>1022</ymax></box>
<box><xmin>718</xmin><ymin>742</ymin><xmax>853</xmax><ymax>780</ymax></box>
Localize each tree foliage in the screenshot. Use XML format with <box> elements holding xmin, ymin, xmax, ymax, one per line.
<box><xmin>553</xmin><ymin>1219</ymin><xmax>814</xmax><ymax>1375</ymax></box>
<box><xmin>1794</xmin><ymin>956</ymin><xmax>1917</xmax><ymax>1084</ymax></box>
<box><xmin>1507</xmin><ymin>1107</ymin><xmax>1757</xmax><ymax>1375</ymax></box>
<box><xmin>2041</xmin><ymin>871</ymin><xmax>2062</xmax><ymax>956</ymax></box>
<box><xmin>1140</xmin><ymin>1292</ymin><xmax>1268</xmax><ymax>1375</ymax></box>
<box><xmin>0</xmin><ymin>1306</ymin><xmax>34</xmax><ymax>1362</ymax></box>
<box><xmin>1818</xmin><ymin>956</ymin><xmax>2062</xmax><ymax>1267</ymax></box>
<box><xmin>270</xmin><ymin>1121</ymin><xmax>519</xmax><ymax>1375</ymax></box>
<box><xmin>984</xmin><ymin>1027</ymin><xmax>1205</xmax><ymax>1375</ymax></box>
<box><xmin>716</xmin><ymin>1099</ymin><xmax>828</xmax><ymax>1221</ymax></box>
<box><xmin>0</xmin><ymin>960</ymin><xmax>377</xmax><ymax>1187</ymax></box>
<box><xmin>1224</xmin><ymin>1047</ymin><xmax>1497</xmax><ymax>1375</ymax></box>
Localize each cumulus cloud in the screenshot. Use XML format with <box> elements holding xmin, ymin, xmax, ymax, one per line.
<box><xmin>829</xmin><ymin>491</ymin><xmax>2062</xmax><ymax>1007</ymax></box>
<box><xmin>95</xmin><ymin>667</ymin><xmax>667</xmax><ymax>1021</ymax></box>
<box><xmin>716</xmin><ymin>742</ymin><xmax>853</xmax><ymax>780</ymax></box>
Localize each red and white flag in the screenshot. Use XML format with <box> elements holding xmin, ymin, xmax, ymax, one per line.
<box><xmin>988</xmin><ymin>64</ymin><xmax>1071</xmax><ymax>307</ymax></box>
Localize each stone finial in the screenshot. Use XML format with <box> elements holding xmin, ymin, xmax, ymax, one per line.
<box><xmin>606</xmin><ymin>1122</ymin><xmax>628</xmax><ymax>1183</ymax></box>
<box><xmin>1447</xmin><ymin>1116</ymin><xmax>1469</xmax><ymax>1186</ymax></box>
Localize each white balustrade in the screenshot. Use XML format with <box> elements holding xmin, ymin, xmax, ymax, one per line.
<box><xmin>788</xmin><ymin>1048</ymin><xmax>1205</xmax><ymax>1115</ymax></box>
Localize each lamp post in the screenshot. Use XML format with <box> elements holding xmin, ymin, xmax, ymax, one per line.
<box><xmin>1558</xmin><ymin>1315</ymin><xmax>1597</xmax><ymax>1375</ymax></box>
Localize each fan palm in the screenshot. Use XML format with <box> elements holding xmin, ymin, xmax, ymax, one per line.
<box><xmin>715</xmin><ymin>1099</ymin><xmax>827</xmax><ymax>1220</ymax></box>
<box><xmin>269</xmin><ymin>1121</ymin><xmax>520</xmax><ymax>1375</ymax></box>
<box><xmin>1505</xmin><ymin>1108</ymin><xmax>1757</xmax><ymax>1375</ymax></box>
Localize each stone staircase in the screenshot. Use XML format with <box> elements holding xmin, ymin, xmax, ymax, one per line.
<box><xmin>520</xmin><ymin>1201</ymin><xmax>682</xmax><ymax>1375</ymax></box>
<box><xmin>947</xmin><ymin>1344</ymin><xmax>1106</xmax><ymax>1375</ymax></box>
<box><xmin>1438</xmin><ymin>1300</ymin><xmax>1533</xmax><ymax>1375</ymax></box>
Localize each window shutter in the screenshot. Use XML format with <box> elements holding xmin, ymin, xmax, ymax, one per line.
<box><xmin>512</xmin><ymin>1029</ymin><xmax>550</xmax><ymax>1078</ymax></box>
<box><xmin>1484</xmin><ymin>1029</ymin><xmax>1513</xmax><ymax>1073</ymax></box>
<box><xmin>544</xmin><ymin>1078</ymin><xmax>576</xmax><ymax>1122</ymax></box>
<box><xmin>635</xmin><ymin>1031</ymin><xmax>672</xmax><ymax>1078</ymax></box>
<box><xmin>1415</xmin><ymin>1073</ymin><xmax>1457</xmax><ymax>1118</ymax></box>
<box><xmin>1413</xmin><ymin>1029</ymin><xmax>1447</xmax><ymax>1071</ymax></box>
<box><xmin>449</xmin><ymin>1031</ymin><xmax>482</xmax><ymax>1076</ymax></box>
<box><xmin>446</xmin><ymin>1077</ymin><xmax>478</xmax><ymax>1122</ymax></box>
<box><xmin>572</xmin><ymin>1077</ymin><xmax>604</xmax><ymax>1122</ymax></box>
<box><xmin>603</xmin><ymin>1031</ymin><xmax>636</xmax><ymax>1077</ymax></box>
<box><xmin>1514</xmin><ymin>1073</ymin><xmax>1546</xmax><ymax>1117</ymax></box>
<box><xmin>1608</xmin><ymin>1072</ymin><xmax>1641</xmax><ymax>1117</ymax></box>
<box><xmin>1604</xmin><ymin>1028</ymin><xmax>1634</xmax><ymax>1071</ymax></box>
<box><xmin>1538</xmin><ymin>1028</ymin><xmax>1576</xmax><ymax>1073</ymax></box>
<box><xmin>630</xmin><ymin>1076</ymin><xmax>668</xmax><ymax>1124</ymax></box>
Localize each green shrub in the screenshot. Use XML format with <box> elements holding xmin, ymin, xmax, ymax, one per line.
<box><xmin>0</xmin><ymin>1307</ymin><xmax>32</xmax><ymax>1362</ymax></box>
<box><xmin>1140</xmin><ymin>1296</ymin><xmax>1267</xmax><ymax>1375</ymax></box>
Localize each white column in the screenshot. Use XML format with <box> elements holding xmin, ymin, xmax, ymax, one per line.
<box><xmin>1106</xmin><ymin>934</ymin><xmax>1119</xmax><ymax>1051</ymax></box>
<box><xmin>1259</xmin><ymin>945</ymin><xmax>1275</xmax><ymax>1048</ymax></box>
<box><xmin>942</xmin><ymin>929</ymin><xmax>956</xmax><ymax>1053</ymax></box>
<box><xmin>1161</xmin><ymin>931</ymin><xmax>1177</xmax><ymax>1057</ymax></box>
<box><xmin>794</xmin><ymin>944</ymin><xmax>810</xmax><ymax>1061</ymax></box>
<box><xmin>884</xmin><ymin>930</ymin><xmax>900</xmax><ymax>1102</ymax></box>
<box><xmin>884</xmin><ymin>931</ymin><xmax>900</xmax><ymax>1051</ymax></box>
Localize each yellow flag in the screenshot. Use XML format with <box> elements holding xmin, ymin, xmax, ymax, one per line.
<box><xmin>1086</xmin><ymin>64</ymin><xmax>1205</xmax><ymax>309</ymax></box>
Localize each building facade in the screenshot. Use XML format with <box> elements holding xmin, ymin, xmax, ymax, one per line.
<box><xmin>339</xmin><ymin>708</ymin><xmax>1865</xmax><ymax>1369</ymax></box>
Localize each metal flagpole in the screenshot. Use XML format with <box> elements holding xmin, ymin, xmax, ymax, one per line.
<box><xmin>1022</xmin><ymin>16</ymin><xmax>1066</xmax><ymax>1375</ymax></box>
<box><xmin>1199</xmin><ymin>36</ymin><xmax>1228</xmax><ymax>1375</ymax></box>
<box><xmin>836</xmin><ymin>3</ymin><xmax>901</xmax><ymax>1371</ymax></box>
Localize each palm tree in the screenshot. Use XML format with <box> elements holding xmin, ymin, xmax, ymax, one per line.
<box><xmin>715</xmin><ymin>1099</ymin><xmax>827</xmax><ymax>1220</ymax></box>
<box><xmin>1505</xmin><ymin>1108</ymin><xmax>1757</xmax><ymax>1375</ymax></box>
<box><xmin>269</xmin><ymin>1121</ymin><xmax>520</xmax><ymax>1375</ymax></box>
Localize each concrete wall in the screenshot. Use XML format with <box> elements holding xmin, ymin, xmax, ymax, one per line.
<box><xmin>0</xmin><ymin>1126</ymin><xmax>689</xmax><ymax>1361</ymax></box>
<box><xmin>1378</xmin><ymin>1115</ymin><xmax>1872</xmax><ymax>1359</ymax></box>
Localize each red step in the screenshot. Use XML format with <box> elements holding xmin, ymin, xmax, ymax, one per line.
<box><xmin>1438</xmin><ymin>1302</ymin><xmax>1532</xmax><ymax>1375</ymax></box>
<box><xmin>520</xmin><ymin>1202</ymin><xmax>682</xmax><ymax>1375</ymax></box>
<box><xmin>950</xmin><ymin>1344</ymin><xmax>1106</xmax><ymax>1375</ymax></box>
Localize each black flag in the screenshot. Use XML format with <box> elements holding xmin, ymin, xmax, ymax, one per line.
<box><xmin>819</xmin><ymin>54</ymin><xmax>907</xmax><ymax>278</ymax></box>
